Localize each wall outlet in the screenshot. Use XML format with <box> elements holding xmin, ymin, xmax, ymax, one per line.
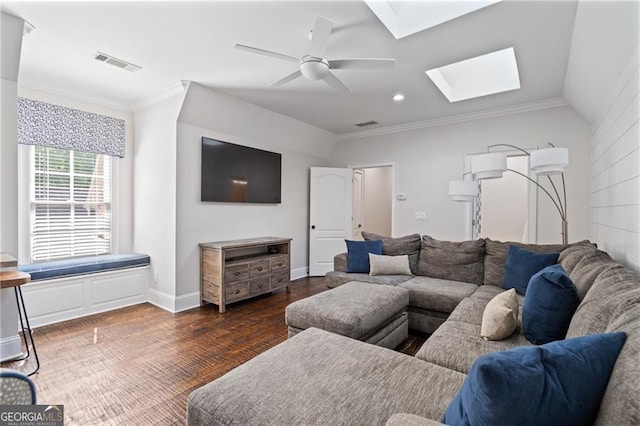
<box><xmin>415</xmin><ymin>211</ymin><xmax>426</xmax><ymax>221</ymax></box>
<box><xmin>397</xmin><ymin>193</ymin><xmax>408</xmax><ymax>201</ymax></box>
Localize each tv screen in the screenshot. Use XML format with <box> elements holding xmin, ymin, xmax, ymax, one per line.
<box><xmin>201</xmin><ymin>137</ymin><xmax>282</xmax><ymax>203</ymax></box>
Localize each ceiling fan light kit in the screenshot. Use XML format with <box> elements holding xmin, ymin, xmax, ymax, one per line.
<box><xmin>235</xmin><ymin>16</ymin><xmax>395</xmax><ymax>94</ymax></box>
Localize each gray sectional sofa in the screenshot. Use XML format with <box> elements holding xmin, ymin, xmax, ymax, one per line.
<box><xmin>187</xmin><ymin>236</ymin><xmax>640</xmax><ymax>425</ymax></box>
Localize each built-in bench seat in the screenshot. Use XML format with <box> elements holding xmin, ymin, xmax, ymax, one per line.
<box><xmin>19</xmin><ymin>253</ymin><xmax>150</xmax><ymax>281</ymax></box>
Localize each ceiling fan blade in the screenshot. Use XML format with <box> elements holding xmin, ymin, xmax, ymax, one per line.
<box><xmin>309</xmin><ymin>17</ymin><xmax>333</xmax><ymax>58</ymax></box>
<box><xmin>235</xmin><ymin>44</ymin><xmax>299</xmax><ymax>63</ymax></box>
<box><xmin>271</xmin><ymin>70</ymin><xmax>303</xmax><ymax>87</ymax></box>
<box><xmin>323</xmin><ymin>71</ymin><xmax>350</xmax><ymax>94</ymax></box>
<box><xmin>330</xmin><ymin>58</ymin><xmax>396</xmax><ymax>70</ymax></box>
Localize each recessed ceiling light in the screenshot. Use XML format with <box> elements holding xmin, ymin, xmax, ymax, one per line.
<box><xmin>365</xmin><ymin>0</ymin><xmax>501</xmax><ymax>39</ymax></box>
<box><xmin>393</xmin><ymin>94</ymin><xmax>405</xmax><ymax>102</ymax></box>
<box><xmin>425</xmin><ymin>47</ymin><xmax>520</xmax><ymax>102</ymax></box>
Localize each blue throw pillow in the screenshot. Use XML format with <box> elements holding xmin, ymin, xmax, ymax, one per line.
<box><xmin>522</xmin><ymin>264</ymin><xmax>580</xmax><ymax>344</ymax></box>
<box><xmin>345</xmin><ymin>240</ymin><xmax>382</xmax><ymax>273</ymax></box>
<box><xmin>502</xmin><ymin>245</ymin><xmax>559</xmax><ymax>294</ymax></box>
<box><xmin>443</xmin><ymin>332</ymin><xmax>627</xmax><ymax>426</ymax></box>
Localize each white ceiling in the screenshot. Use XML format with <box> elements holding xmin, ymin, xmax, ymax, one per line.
<box><xmin>2</xmin><ymin>1</ymin><xmax>580</xmax><ymax>135</ymax></box>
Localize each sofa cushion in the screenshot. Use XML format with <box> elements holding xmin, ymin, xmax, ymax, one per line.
<box><xmin>362</xmin><ymin>232</ymin><xmax>421</xmax><ymax>274</ymax></box>
<box><xmin>558</xmin><ymin>240</ymin><xmax>598</xmax><ymax>275</ymax></box>
<box><xmin>325</xmin><ymin>271</ymin><xmax>412</xmax><ymax>289</ymax></box>
<box><xmin>483</xmin><ymin>239</ymin><xmax>567</xmax><ymax>287</ymax></box>
<box><xmin>502</xmin><ymin>245</ymin><xmax>559</xmax><ymax>294</ymax></box>
<box><xmin>369</xmin><ymin>254</ymin><xmax>412</xmax><ymax>276</ymax></box>
<box><xmin>187</xmin><ymin>328</ymin><xmax>466</xmax><ymax>426</ymax></box>
<box><xmin>481</xmin><ymin>289</ymin><xmax>518</xmax><ymax>341</ymax></box>
<box><xmin>346</xmin><ymin>239</ymin><xmax>382</xmax><ymax>273</ymax></box>
<box><xmin>415</xmin><ymin>320</ymin><xmax>532</xmax><ymax>374</ymax></box>
<box><xmin>418</xmin><ymin>236</ymin><xmax>485</xmax><ymax>285</ymax></box>
<box><xmin>443</xmin><ymin>332</ymin><xmax>627</xmax><ymax>426</ymax></box>
<box><xmin>522</xmin><ymin>265</ymin><xmax>579</xmax><ymax>344</ymax></box>
<box><xmin>386</xmin><ymin>413</ymin><xmax>445</xmax><ymax>426</ymax></box>
<box><xmin>450</xmin><ymin>294</ymin><xmax>524</xmax><ymax>333</ymax></box>
<box><xmin>468</xmin><ymin>285</ymin><xmax>505</xmax><ymax>301</ymax></box>
<box><xmin>399</xmin><ymin>276</ymin><xmax>478</xmax><ymax>314</ymax></box>
<box><xmin>565</xmin><ymin>248</ymin><xmax>617</xmax><ymax>300</ymax></box>
<box><xmin>597</xmin><ymin>292</ymin><xmax>640</xmax><ymax>425</ymax></box>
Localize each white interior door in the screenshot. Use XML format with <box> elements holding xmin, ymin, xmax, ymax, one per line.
<box><xmin>309</xmin><ymin>167</ymin><xmax>352</xmax><ymax>276</ymax></box>
<box><xmin>352</xmin><ymin>169</ymin><xmax>364</xmax><ymax>239</ymax></box>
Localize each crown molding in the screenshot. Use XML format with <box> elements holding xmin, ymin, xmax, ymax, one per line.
<box><xmin>336</xmin><ymin>97</ymin><xmax>569</xmax><ymax>141</ymax></box>
<box><xmin>130</xmin><ymin>81</ymin><xmax>187</xmax><ymax>112</ymax></box>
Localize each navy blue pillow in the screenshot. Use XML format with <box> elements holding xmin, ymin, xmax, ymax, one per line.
<box><xmin>443</xmin><ymin>332</ymin><xmax>627</xmax><ymax>426</ymax></box>
<box><xmin>522</xmin><ymin>264</ymin><xmax>580</xmax><ymax>344</ymax></box>
<box><xmin>502</xmin><ymin>245</ymin><xmax>559</xmax><ymax>295</ymax></box>
<box><xmin>345</xmin><ymin>240</ymin><xmax>382</xmax><ymax>273</ymax></box>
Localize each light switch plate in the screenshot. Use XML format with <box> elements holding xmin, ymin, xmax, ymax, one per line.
<box><xmin>415</xmin><ymin>211</ymin><xmax>426</xmax><ymax>221</ymax></box>
<box><xmin>397</xmin><ymin>193</ymin><xmax>408</xmax><ymax>200</ymax></box>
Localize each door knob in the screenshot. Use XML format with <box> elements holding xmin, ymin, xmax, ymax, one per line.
<box><xmin>311</xmin><ymin>225</ymin><xmax>316</xmax><ymax>229</ymax></box>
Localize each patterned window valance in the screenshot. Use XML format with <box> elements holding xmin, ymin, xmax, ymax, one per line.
<box><xmin>17</xmin><ymin>97</ymin><xmax>125</xmax><ymax>158</ymax></box>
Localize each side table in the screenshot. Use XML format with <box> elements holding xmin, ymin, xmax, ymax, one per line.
<box><xmin>0</xmin><ymin>270</ymin><xmax>39</xmax><ymax>376</ymax></box>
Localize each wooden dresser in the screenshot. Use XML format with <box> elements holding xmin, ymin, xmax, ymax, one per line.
<box><xmin>200</xmin><ymin>237</ymin><xmax>292</xmax><ymax>313</ymax></box>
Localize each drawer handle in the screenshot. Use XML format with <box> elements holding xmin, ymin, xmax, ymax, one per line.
<box><xmin>277</xmin><ymin>278</ymin><xmax>283</xmax><ymax>283</ymax></box>
<box><xmin>277</xmin><ymin>262</ymin><xmax>283</xmax><ymax>267</ymax></box>
<box><xmin>258</xmin><ymin>284</ymin><xmax>264</xmax><ymax>289</ymax></box>
<box><xmin>258</xmin><ymin>267</ymin><xmax>263</xmax><ymax>271</ymax></box>
<box><xmin>234</xmin><ymin>289</ymin><xmax>240</xmax><ymax>294</ymax></box>
<box><xmin>234</xmin><ymin>272</ymin><xmax>240</xmax><ymax>276</ymax></box>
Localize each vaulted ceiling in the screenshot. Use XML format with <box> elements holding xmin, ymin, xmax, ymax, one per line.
<box><xmin>2</xmin><ymin>1</ymin><xmax>634</xmax><ymax>135</ymax></box>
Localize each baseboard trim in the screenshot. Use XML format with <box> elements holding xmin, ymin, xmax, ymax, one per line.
<box><xmin>291</xmin><ymin>267</ymin><xmax>308</xmax><ymax>281</ymax></box>
<box><xmin>174</xmin><ymin>292</ymin><xmax>200</xmax><ymax>313</ymax></box>
<box><xmin>147</xmin><ymin>288</ymin><xmax>176</xmax><ymax>313</ymax></box>
<box><xmin>0</xmin><ymin>335</ymin><xmax>23</xmax><ymax>362</ymax></box>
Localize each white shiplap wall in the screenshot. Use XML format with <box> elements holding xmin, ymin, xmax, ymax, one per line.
<box><xmin>589</xmin><ymin>49</ymin><xmax>640</xmax><ymax>272</ymax></box>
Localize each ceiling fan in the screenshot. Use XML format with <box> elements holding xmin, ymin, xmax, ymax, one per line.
<box><xmin>235</xmin><ymin>17</ymin><xmax>395</xmax><ymax>93</ymax></box>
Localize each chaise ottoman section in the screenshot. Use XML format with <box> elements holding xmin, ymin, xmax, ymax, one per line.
<box><xmin>285</xmin><ymin>281</ymin><xmax>409</xmax><ymax>349</ymax></box>
<box><xmin>187</xmin><ymin>328</ymin><xmax>465</xmax><ymax>426</ymax></box>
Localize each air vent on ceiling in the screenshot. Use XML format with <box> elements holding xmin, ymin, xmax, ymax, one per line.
<box><xmin>355</xmin><ymin>120</ymin><xmax>378</xmax><ymax>127</ymax></box>
<box><xmin>93</xmin><ymin>52</ymin><xmax>141</xmax><ymax>72</ymax></box>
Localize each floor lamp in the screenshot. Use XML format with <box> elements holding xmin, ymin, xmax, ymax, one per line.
<box><xmin>448</xmin><ymin>144</ymin><xmax>569</xmax><ymax>244</ymax></box>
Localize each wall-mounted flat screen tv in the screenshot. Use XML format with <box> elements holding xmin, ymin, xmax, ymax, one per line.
<box><xmin>201</xmin><ymin>137</ymin><xmax>282</xmax><ymax>203</ymax></box>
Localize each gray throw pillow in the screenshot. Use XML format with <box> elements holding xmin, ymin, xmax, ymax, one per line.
<box><xmin>418</xmin><ymin>236</ymin><xmax>485</xmax><ymax>285</ymax></box>
<box><xmin>361</xmin><ymin>232</ymin><xmax>421</xmax><ymax>274</ymax></box>
<box><xmin>369</xmin><ymin>253</ymin><xmax>412</xmax><ymax>276</ymax></box>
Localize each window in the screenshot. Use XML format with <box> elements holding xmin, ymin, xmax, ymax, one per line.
<box><xmin>30</xmin><ymin>146</ymin><xmax>112</xmax><ymax>262</ymax></box>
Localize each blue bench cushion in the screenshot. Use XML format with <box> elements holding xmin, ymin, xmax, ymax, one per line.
<box><xmin>19</xmin><ymin>253</ymin><xmax>150</xmax><ymax>281</ymax></box>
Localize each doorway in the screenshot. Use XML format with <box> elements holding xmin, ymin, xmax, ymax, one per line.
<box><xmin>351</xmin><ymin>165</ymin><xmax>394</xmax><ymax>239</ymax></box>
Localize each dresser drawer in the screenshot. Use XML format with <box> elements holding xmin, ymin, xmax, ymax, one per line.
<box><xmin>250</xmin><ymin>278</ymin><xmax>270</xmax><ymax>295</ymax></box>
<box><xmin>271</xmin><ymin>273</ymin><xmax>289</xmax><ymax>290</ymax></box>
<box><xmin>250</xmin><ymin>260</ymin><xmax>270</xmax><ymax>277</ymax></box>
<box><xmin>225</xmin><ymin>282</ymin><xmax>249</xmax><ymax>301</ymax></box>
<box><xmin>225</xmin><ymin>264</ymin><xmax>249</xmax><ymax>282</ymax></box>
<box><xmin>270</xmin><ymin>256</ymin><xmax>288</xmax><ymax>272</ymax></box>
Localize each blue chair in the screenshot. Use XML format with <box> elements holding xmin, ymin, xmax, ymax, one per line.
<box><xmin>0</xmin><ymin>368</ymin><xmax>36</xmax><ymax>404</ymax></box>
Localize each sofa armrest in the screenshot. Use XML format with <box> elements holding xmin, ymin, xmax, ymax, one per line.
<box><xmin>334</xmin><ymin>252</ymin><xmax>348</xmax><ymax>272</ymax></box>
<box><xmin>385</xmin><ymin>413</ymin><xmax>446</xmax><ymax>426</ymax></box>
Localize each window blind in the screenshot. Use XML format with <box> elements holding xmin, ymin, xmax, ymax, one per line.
<box><xmin>31</xmin><ymin>146</ymin><xmax>112</xmax><ymax>261</ymax></box>
<box><xmin>17</xmin><ymin>97</ymin><xmax>125</xmax><ymax>158</ymax></box>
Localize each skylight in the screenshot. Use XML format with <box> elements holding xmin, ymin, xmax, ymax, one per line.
<box><xmin>364</xmin><ymin>0</ymin><xmax>501</xmax><ymax>39</ymax></box>
<box><xmin>425</xmin><ymin>47</ymin><xmax>520</xmax><ymax>103</ymax></box>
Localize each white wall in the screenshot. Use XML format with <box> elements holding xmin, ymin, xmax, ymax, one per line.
<box><xmin>133</xmin><ymin>89</ymin><xmax>184</xmax><ymax>310</ymax></box>
<box><xmin>589</xmin><ymin>49</ymin><xmax>639</xmax><ymax>272</ymax></box>
<box><xmin>175</xmin><ymin>83</ymin><xmax>335</xmax><ymax>301</ymax></box>
<box><xmin>362</xmin><ymin>167</ymin><xmax>392</xmax><ymax>236</ymax></box>
<box><xmin>1</xmin><ymin>12</ymin><xmax>25</xmax><ymax>361</ymax></box>
<box><xmin>16</xmin><ymin>87</ymin><xmax>135</xmax><ymax>262</ymax></box>
<box><xmin>331</xmin><ymin>106</ymin><xmax>591</xmax><ymax>243</ymax></box>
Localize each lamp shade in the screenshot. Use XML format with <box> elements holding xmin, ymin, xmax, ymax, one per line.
<box><xmin>530</xmin><ymin>147</ymin><xmax>569</xmax><ymax>176</ymax></box>
<box><xmin>472</xmin><ymin>152</ymin><xmax>507</xmax><ymax>180</ymax></box>
<box><xmin>448</xmin><ymin>180</ymin><xmax>479</xmax><ymax>202</ymax></box>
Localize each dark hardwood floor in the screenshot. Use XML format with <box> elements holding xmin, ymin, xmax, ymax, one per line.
<box><xmin>2</xmin><ymin>277</ymin><xmax>427</xmax><ymax>425</ymax></box>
